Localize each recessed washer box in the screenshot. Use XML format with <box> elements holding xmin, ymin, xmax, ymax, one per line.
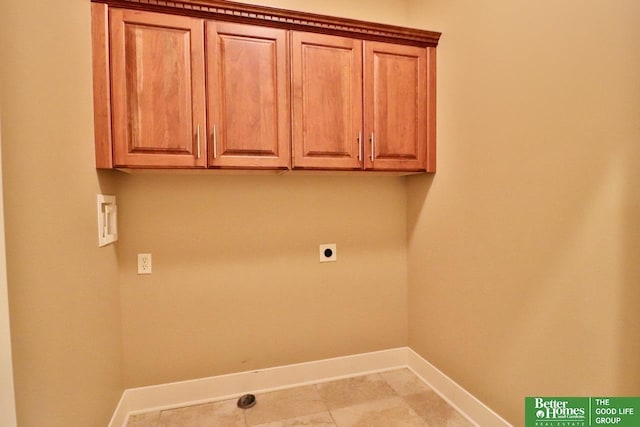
<box><xmin>97</xmin><ymin>194</ymin><xmax>117</xmax><ymax>247</ymax></box>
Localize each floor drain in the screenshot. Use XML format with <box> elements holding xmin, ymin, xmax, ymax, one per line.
<box><xmin>237</xmin><ymin>394</ymin><xmax>256</xmax><ymax>409</ymax></box>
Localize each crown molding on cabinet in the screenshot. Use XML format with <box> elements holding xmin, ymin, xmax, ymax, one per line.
<box><xmin>91</xmin><ymin>0</ymin><xmax>441</xmax><ymax>47</ymax></box>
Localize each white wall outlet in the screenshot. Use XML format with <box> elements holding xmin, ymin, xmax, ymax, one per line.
<box><xmin>137</xmin><ymin>253</ymin><xmax>152</xmax><ymax>274</ymax></box>
<box><xmin>319</xmin><ymin>244</ymin><xmax>337</xmax><ymax>263</ymax></box>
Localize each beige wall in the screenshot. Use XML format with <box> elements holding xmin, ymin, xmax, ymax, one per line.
<box><xmin>0</xmin><ymin>0</ymin><xmax>123</xmax><ymax>426</ymax></box>
<box><xmin>236</xmin><ymin>0</ymin><xmax>409</xmax><ymax>25</ymax></box>
<box><xmin>406</xmin><ymin>0</ymin><xmax>640</xmax><ymax>424</ymax></box>
<box><xmin>118</xmin><ymin>174</ymin><xmax>408</xmax><ymax>386</ymax></box>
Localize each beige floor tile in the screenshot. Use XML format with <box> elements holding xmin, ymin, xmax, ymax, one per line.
<box><xmin>157</xmin><ymin>400</ymin><xmax>244</xmax><ymax>427</ymax></box>
<box><xmin>158</xmin><ymin>403</ymin><xmax>216</xmax><ymax>427</ymax></box>
<box><xmin>330</xmin><ymin>396</ymin><xmax>427</xmax><ymax>427</ymax></box>
<box><xmin>245</xmin><ymin>385</ymin><xmax>327</xmax><ymax>426</ymax></box>
<box><xmin>127</xmin><ymin>410</ymin><xmax>161</xmax><ymax>427</ymax></box>
<box><xmin>379</xmin><ymin>369</ymin><xmax>432</xmax><ymax>396</ymax></box>
<box><xmin>316</xmin><ymin>374</ymin><xmax>397</xmax><ymax>410</ymax></box>
<box><xmin>252</xmin><ymin>411</ymin><xmax>336</xmax><ymax>426</ymax></box>
<box><xmin>209</xmin><ymin>399</ymin><xmax>246</xmax><ymax>426</ymax></box>
<box><xmin>403</xmin><ymin>391</ymin><xmax>473</xmax><ymax>427</ymax></box>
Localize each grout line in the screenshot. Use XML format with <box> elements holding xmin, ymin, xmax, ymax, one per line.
<box><xmin>242</xmin><ymin>400</ymin><xmax>248</xmax><ymax>427</ymax></box>
<box><xmin>315</xmin><ymin>382</ymin><xmax>339</xmax><ymax>427</ymax></box>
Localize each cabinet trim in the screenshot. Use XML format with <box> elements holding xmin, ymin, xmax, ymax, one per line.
<box><xmin>91</xmin><ymin>0</ymin><xmax>440</xmax><ymax>48</ymax></box>
<box><xmin>426</xmin><ymin>47</ymin><xmax>437</xmax><ymax>172</ymax></box>
<box><xmin>91</xmin><ymin>2</ymin><xmax>113</xmax><ymax>168</ymax></box>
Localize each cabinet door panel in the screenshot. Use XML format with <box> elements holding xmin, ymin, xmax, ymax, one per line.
<box><xmin>207</xmin><ymin>22</ymin><xmax>289</xmax><ymax>169</ymax></box>
<box><xmin>364</xmin><ymin>42</ymin><xmax>427</xmax><ymax>171</ymax></box>
<box><xmin>291</xmin><ymin>32</ymin><xmax>362</xmax><ymax>169</ymax></box>
<box><xmin>110</xmin><ymin>9</ymin><xmax>206</xmax><ymax>167</ymax></box>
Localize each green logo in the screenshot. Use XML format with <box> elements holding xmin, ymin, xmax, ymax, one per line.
<box><xmin>526</xmin><ymin>397</ymin><xmax>640</xmax><ymax>427</ymax></box>
<box><xmin>526</xmin><ymin>397</ymin><xmax>588</xmax><ymax>426</ymax></box>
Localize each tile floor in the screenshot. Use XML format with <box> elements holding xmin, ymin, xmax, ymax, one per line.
<box><xmin>126</xmin><ymin>369</ymin><xmax>474</xmax><ymax>427</ymax></box>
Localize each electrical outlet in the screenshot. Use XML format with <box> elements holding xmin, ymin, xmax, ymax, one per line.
<box><xmin>138</xmin><ymin>253</ymin><xmax>152</xmax><ymax>274</ymax></box>
<box><xmin>319</xmin><ymin>244</ymin><xmax>337</xmax><ymax>263</ymax></box>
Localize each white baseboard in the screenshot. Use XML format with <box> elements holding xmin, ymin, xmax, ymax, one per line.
<box><xmin>109</xmin><ymin>347</ymin><xmax>511</xmax><ymax>427</ymax></box>
<box><xmin>108</xmin><ymin>348</ymin><xmax>406</xmax><ymax>427</ymax></box>
<box><xmin>407</xmin><ymin>349</ymin><xmax>512</xmax><ymax>427</ymax></box>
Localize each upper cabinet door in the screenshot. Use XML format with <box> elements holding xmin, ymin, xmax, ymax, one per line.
<box><xmin>207</xmin><ymin>22</ymin><xmax>289</xmax><ymax>169</ymax></box>
<box><xmin>291</xmin><ymin>32</ymin><xmax>363</xmax><ymax>170</ymax></box>
<box><xmin>109</xmin><ymin>9</ymin><xmax>206</xmax><ymax>168</ymax></box>
<box><xmin>364</xmin><ymin>41</ymin><xmax>427</xmax><ymax>171</ymax></box>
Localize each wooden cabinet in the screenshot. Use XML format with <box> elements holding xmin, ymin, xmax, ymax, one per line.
<box><xmin>103</xmin><ymin>9</ymin><xmax>289</xmax><ymax>169</ymax></box>
<box><xmin>364</xmin><ymin>41</ymin><xmax>428</xmax><ymax>171</ymax></box>
<box><xmin>207</xmin><ymin>22</ymin><xmax>289</xmax><ymax>169</ymax></box>
<box><xmin>109</xmin><ymin>9</ymin><xmax>206</xmax><ymax>168</ymax></box>
<box><xmin>292</xmin><ymin>33</ymin><xmax>433</xmax><ymax>172</ymax></box>
<box><xmin>92</xmin><ymin>0</ymin><xmax>440</xmax><ymax>173</ymax></box>
<box><xmin>291</xmin><ymin>32</ymin><xmax>363</xmax><ymax>170</ymax></box>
